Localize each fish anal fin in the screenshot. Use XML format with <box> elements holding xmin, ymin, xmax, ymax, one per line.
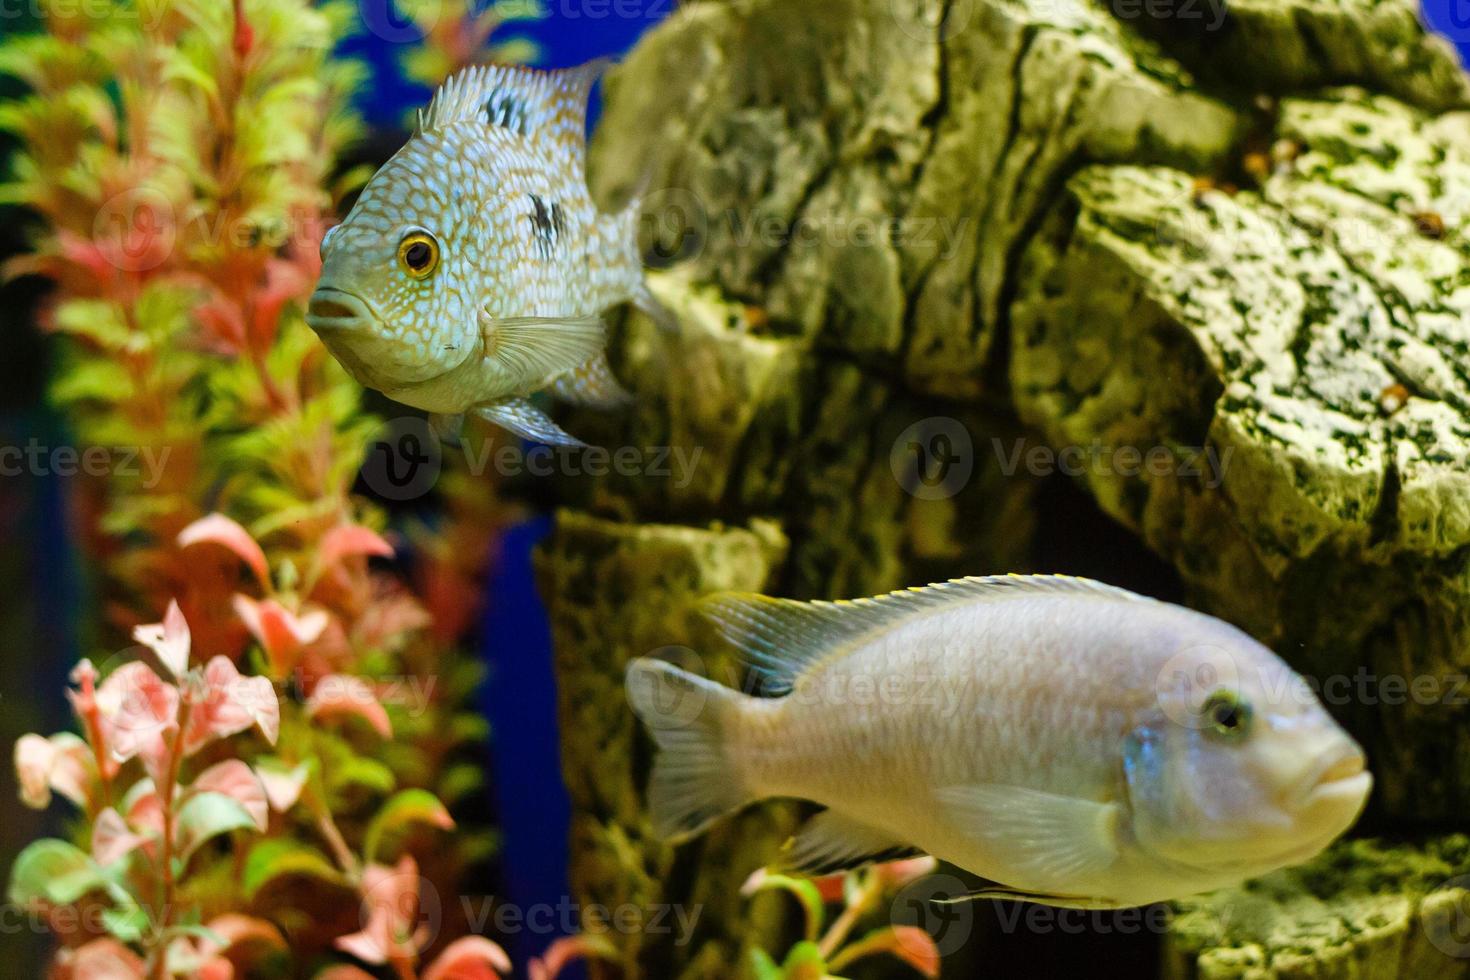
<box><xmin>776</xmin><ymin>810</ymin><xmax>922</xmax><ymax>878</ymax></box>
<box><xmin>936</xmin><ymin>784</ymin><xmax>1120</xmax><ymax>885</ymax></box>
<box><xmin>702</xmin><ymin>575</ymin><xmax>1145</xmax><ymax>696</ymax></box>
<box><xmin>475</xmin><ymin>398</ymin><xmax>586</xmax><ymax>448</ymax></box>
<box><xmin>549</xmin><ymin>352</ymin><xmax>634</xmax><ymax>409</ymax></box>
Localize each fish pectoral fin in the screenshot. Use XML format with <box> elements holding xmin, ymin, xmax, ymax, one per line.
<box><xmin>934</xmin><ymin>886</ymin><xmax>1118</xmax><ymax>910</ymax></box>
<box><xmin>479</xmin><ymin>312</ymin><xmax>606</xmax><ymax>394</ymax></box>
<box><xmin>475</xmin><ymin>398</ymin><xmax>586</xmax><ymax>448</ymax></box>
<box><xmin>429</xmin><ymin>413</ymin><xmax>465</xmax><ymax>447</ymax></box>
<box><xmin>936</xmin><ymin>784</ymin><xmax>1120</xmax><ymax>883</ymax></box>
<box><xmin>548</xmin><ymin>352</ymin><xmax>634</xmax><ymax>409</ymax></box>
<box><xmin>775</xmin><ymin>810</ymin><xmax>923</xmax><ymax>878</ymax></box>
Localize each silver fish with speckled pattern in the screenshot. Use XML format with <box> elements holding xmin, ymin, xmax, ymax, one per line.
<box><xmin>307</xmin><ymin>60</ymin><xmax>666</xmax><ymax>447</ymax></box>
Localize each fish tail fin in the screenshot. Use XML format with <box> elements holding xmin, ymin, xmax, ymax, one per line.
<box><xmin>625</xmin><ymin>657</ymin><xmax>754</xmax><ymax>841</ymax></box>
<box><xmin>603</xmin><ymin>195</ymin><xmax>678</xmax><ymax>334</ymax></box>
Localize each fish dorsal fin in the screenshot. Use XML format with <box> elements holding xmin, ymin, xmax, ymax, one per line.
<box><xmin>418</xmin><ymin>60</ymin><xmax>608</xmax><ymax>154</ymax></box>
<box><xmin>701</xmin><ymin>575</ymin><xmax>1145</xmax><ymax>695</ymax></box>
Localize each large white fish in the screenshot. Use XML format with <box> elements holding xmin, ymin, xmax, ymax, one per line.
<box><xmin>307</xmin><ymin>61</ymin><xmax>667</xmax><ymax>448</ymax></box>
<box><xmin>626</xmin><ymin>575</ymin><xmax>1371</xmax><ymax>908</ymax></box>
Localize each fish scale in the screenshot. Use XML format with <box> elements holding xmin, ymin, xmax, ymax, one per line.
<box><xmin>307</xmin><ymin>61</ymin><xmax>670</xmax><ymax>447</ymax></box>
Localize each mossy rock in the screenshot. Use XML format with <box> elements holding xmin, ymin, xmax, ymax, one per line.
<box><xmin>1165</xmin><ymin>836</ymin><xmax>1470</xmax><ymax>979</ymax></box>
<box><xmin>537</xmin><ymin>0</ymin><xmax>1470</xmax><ymax>974</ymax></box>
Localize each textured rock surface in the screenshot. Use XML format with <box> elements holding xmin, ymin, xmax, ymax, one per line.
<box><xmin>1010</xmin><ymin>89</ymin><xmax>1470</xmax><ymax>821</ymax></box>
<box><xmin>532</xmin><ymin>0</ymin><xmax>1470</xmax><ymax>975</ymax></box>
<box><xmin>1163</xmin><ymin>836</ymin><xmax>1470</xmax><ymax>980</ymax></box>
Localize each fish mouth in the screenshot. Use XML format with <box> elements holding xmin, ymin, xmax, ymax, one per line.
<box><xmin>306</xmin><ymin>288</ymin><xmax>377</xmax><ymax>333</ymax></box>
<box><xmin>1300</xmin><ymin>748</ymin><xmax>1372</xmax><ymax>808</ymax></box>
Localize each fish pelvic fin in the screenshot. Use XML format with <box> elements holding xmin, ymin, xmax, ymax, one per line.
<box><xmin>702</xmin><ymin>575</ymin><xmax>1148</xmax><ymax>696</ymax></box>
<box><xmin>776</xmin><ymin>810</ymin><xmax>923</xmax><ymax>878</ymax></box>
<box><xmin>625</xmin><ymin>657</ymin><xmax>753</xmax><ymax>842</ymax></box>
<box><xmin>548</xmin><ymin>352</ymin><xmax>634</xmax><ymax>409</ymax></box>
<box><xmin>935</xmin><ymin>784</ymin><xmax>1121</xmax><ymax>885</ymax></box>
<box><xmin>475</xmin><ymin>398</ymin><xmax>586</xmax><ymax>448</ymax></box>
<box><xmin>933</xmin><ymin>887</ymin><xmax>1119</xmax><ymax>910</ymax></box>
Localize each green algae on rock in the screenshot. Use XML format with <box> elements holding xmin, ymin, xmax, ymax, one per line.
<box><xmin>1164</xmin><ymin>836</ymin><xmax>1470</xmax><ymax>980</ymax></box>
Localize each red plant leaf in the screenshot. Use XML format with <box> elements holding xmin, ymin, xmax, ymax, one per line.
<box><xmin>90</xmin><ymin>807</ymin><xmax>150</xmax><ymax>867</ymax></box>
<box><xmin>200</xmin><ymin>913</ymin><xmax>287</xmax><ymax>956</ymax></box>
<box><xmin>131</xmin><ymin>599</ymin><xmax>192</xmax><ymax>679</ymax></box>
<box><xmin>254</xmin><ymin>758</ymin><xmax>310</xmax><ymax>812</ymax></box>
<box><xmin>233</xmin><ymin>595</ymin><xmax>329</xmax><ymax>676</ymax></box>
<box><xmin>831</xmin><ymin>926</ymin><xmax>941</xmax><ymax>979</ymax></box>
<box><xmin>183</xmin><ymin>656</ymin><xmax>280</xmax><ymax>754</ymax></box>
<box><xmin>190</xmin><ymin>759</ymin><xmax>269</xmax><ymax>831</ymax></box>
<box><xmin>527</xmin><ymin>935</ymin><xmax>619</xmax><ymax>980</ymax></box>
<box><xmin>95</xmin><ymin>662</ymin><xmax>178</xmax><ymax>783</ymax></box>
<box><xmin>53</xmin><ymin>937</ymin><xmax>146</xmax><ymax>979</ymax></box>
<box><xmin>178</xmin><ymin>514</ymin><xmax>270</xmax><ymax>589</ymax></box>
<box><xmin>317</xmin><ymin>524</ymin><xmax>394</xmax><ymax>570</ymax></box>
<box><xmin>335</xmin><ymin>856</ymin><xmax>426</xmax><ymax>965</ymax></box>
<box><xmin>421</xmin><ymin>936</ymin><xmax>513</xmax><ymax>980</ymax></box>
<box><xmin>15</xmin><ymin>732</ymin><xmax>94</xmax><ymax>810</ymax></box>
<box><xmin>307</xmin><ymin>674</ymin><xmax>392</xmax><ymax>738</ymax></box>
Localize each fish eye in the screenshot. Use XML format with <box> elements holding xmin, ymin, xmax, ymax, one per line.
<box><xmin>1203</xmin><ymin>689</ymin><xmax>1252</xmax><ymax>739</ymax></box>
<box><xmin>397</xmin><ymin>230</ymin><xmax>440</xmax><ymax>279</ymax></box>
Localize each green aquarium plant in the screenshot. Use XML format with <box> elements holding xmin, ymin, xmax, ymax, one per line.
<box><xmin>742</xmin><ymin>860</ymin><xmax>941</xmax><ymax>980</ymax></box>
<box><xmin>0</xmin><ymin>0</ymin><xmax>556</xmax><ymax>975</ymax></box>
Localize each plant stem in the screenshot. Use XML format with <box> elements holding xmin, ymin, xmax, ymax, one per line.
<box><xmin>308</xmin><ymin>789</ymin><xmax>361</xmax><ymax>882</ymax></box>
<box><xmin>818</xmin><ymin>873</ymin><xmax>881</xmax><ymax>961</ymax></box>
<box><xmin>151</xmin><ymin>698</ymin><xmax>192</xmax><ymax>980</ymax></box>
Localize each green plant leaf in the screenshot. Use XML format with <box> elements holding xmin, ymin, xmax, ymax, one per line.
<box><xmin>781</xmin><ymin>941</ymin><xmax>832</xmax><ymax>979</ymax></box>
<box><xmin>363</xmin><ymin>789</ymin><xmax>454</xmax><ymax>864</ymax></box>
<box><xmin>242</xmin><ymin>839</ymin><xmax>346</xmax><ymax>899</ymax></box>
<box><xmin>749</xmin><ymin>948</ymin><xmax>784</xmax><ymax>980</ymax></box>
<box><xmin>173</xmin><ymin>792</ymin><xmax>258</xmax><ymax>864</ymax></box>
<box><xmin>7</xmin><ymin>839</ymin><xmax>104</xmax><ymax>906</ymax></box>
<box><xmin>101</xmin><ymin>902</ymin><xmax>150</xmax><ymax>943</ymax></box>
<box><xmin>745</xmin><ymin>874</ymin><xmax>827</xmax><ymax>942</ymax></box>
<box><xmin>329</xmin><ymin>756</ymin><xmax>395</xmax><ymax>795</ymax></box>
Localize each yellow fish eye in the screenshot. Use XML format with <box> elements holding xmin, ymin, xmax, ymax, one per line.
<box><xmin>397</xmin><ymin>230</ymin><xmax>440</xmax><ymax>279</ymax></box>
<box><xmin>1202</xmin><ymin>689</ymin><xmax>1252</xmax><ymax>739</ymax></box>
